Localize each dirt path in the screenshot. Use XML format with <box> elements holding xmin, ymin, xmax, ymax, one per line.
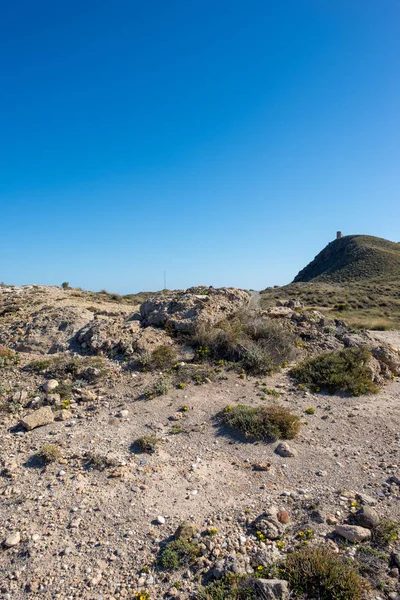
<box><xmin>369</xmin><ymin>330</ymin><xmax>400</xmax><ymax>351</ymax></box>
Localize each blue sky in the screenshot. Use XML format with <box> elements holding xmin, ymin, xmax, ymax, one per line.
<box><xmin>1</xmin><ymin>0</ymin><xmax>399</xmax><ymax>293</ymax></box>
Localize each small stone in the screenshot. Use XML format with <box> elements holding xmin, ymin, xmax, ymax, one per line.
<box><xmin>174</xmin><ymin>522</ymin><xmax>198</xmax><ymax>542</ymax></box>
<box><xmin>355</xmin><ymin>506</ymin><xmax>379</xmax><ymax>529</ymax></box>
<box><xmin>118</xmin><ymin>410</ymin><xmax>129</xmax><ymax>418</ymax></box>
<box><xmin>275</xmin><ymin>442</ymin><xmax>297</xmax><ymax>458</ymax></box>
<box><xmin>356</xmin><ymin>492</ymin><xmax>377</xmax><ymax>506</ymax></box>
<box><xmin>334</xmin><ymin>524</ymin><xmax>371</xmax><ymax>543</ymax></box>
<box><xmin>4</xmin><ymin>531</ymin><xmax>21</xmax><ymax>547</ymax></box>
<box><xmin>20</xmin><ymin>406</ymin><xmax>54</xmax><ymax>431</ymax></box>
<box><xmin>43</xmin><ymin>379</ymin><xmax>59</xmax><ymax>392</ymax></box>
<box><xmin>277</xmin><ymin>509</ymin><xmax>290</xmax><ymax>524</ymax></box>
<box><xmin>388</xmin><ymin>568</ymin><xmax>399</xmax><ymax>578</ymax></box>
<box><xmin>31</xmin><ymin>534</ymin><xmax>40</xmax><ymax>542</ymax></box>
<box><xmin>55</xmin><ymin>409</ymin><xmax>72</xmax><ymax>421</ymax></box>
<box><xmin>157</xmin><ymin>516</ymin><xmax>165</xmax><ymax>524</ymax></box>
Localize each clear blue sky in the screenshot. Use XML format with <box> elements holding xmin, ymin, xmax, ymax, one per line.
<box><xmin>1</xmin><ymin>1</ymin><xmax>399</xmax><ymax>293</ymax></box>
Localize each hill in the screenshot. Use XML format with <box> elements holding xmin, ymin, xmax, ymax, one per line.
<box><xmin>261</xmin><ymin>235</ymin><xmax>400</xmax><ymax>330</ymax></box>
<box><xmin>293</xmin><ymin>235</ymin><xmax>400</xmax><ymax>283</ymax></box>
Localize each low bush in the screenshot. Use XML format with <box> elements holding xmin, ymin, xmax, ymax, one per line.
<box><xmin>216</xmin><ymin>404</ymin><xmax>300</xmax><ymax>442</ymax></box>
<box><xmin>37</xmin><ymin>444</ymin><xmax>61</xmax><ymax>464</ymax></box>
<box><xmin>143</xmin><ymin>376</ymin><xmax>170</xmax><ymax>399</ymax></box>
<box><xmin>0</xmin><ymin>346</ymin><xmax>19</xmax><ymax>368</ymax></box>
<box><xmin>25</xmin><ymin>355</ymin><xmax>108</xmax><ymax>380</ymax></box>
<box><xmin>282</xmin><ymin>545</ymin><xmax>367</xmax><ymax>600</ymax></box>
<box><xmin>192</xmin><ymin>312</ymin><xmax>296</xmax><ymax>375</ymax></box>
<box><xmin>372</xmin><ymin>519</ymin><xmax>398</xmax><ymax>547</ymax></box>
<box><xmin>134</xmin><ymin>435</ymin><xmax>160</xmax><ymax>454</ymax></box>
<box><xmin>158</xmin><ymin>539</ymin><xmax>200</xmax><ymax>570</ymax></box>
<box><xmin>85</xmin><ymin>453</ymin><xmax>118</xmax><ymax>470</ymax></box>
<box><xmin>291</xmin><ymin>347</ymin><xmax>378</xmax><ymax>396</ymax></box>
<box><xmin>197</xmin><ymin>574</ymin><xmax>258</xmax><ymax>600</ymax></box>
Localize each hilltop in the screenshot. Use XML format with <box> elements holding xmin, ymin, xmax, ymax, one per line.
<box><xmin>293</xmin><ymin>235</ymin><xmax>400</xmax><ymax>283</ymax></box>
<box><xmin>262</xmin><ymin>235</ymin><xmax>400</xmax><ymax>330</ymax></box>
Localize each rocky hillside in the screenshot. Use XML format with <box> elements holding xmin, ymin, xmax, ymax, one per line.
<box><xmin>1</xmin><ymin>285</ymin><xmax>400</xmax><ymax>600</ymax></box>
<box><xmin>293</xmin><ymin>235</ymin><xmax>400</xmax><ymax>283</ymax></box>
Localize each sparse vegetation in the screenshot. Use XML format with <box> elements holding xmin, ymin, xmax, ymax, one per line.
<box><xmin>197</xmin><ymin>575</ymin><xmax>258</xmax><ymax>600</ymax></box>
<box><xmin>0</xmin><ymin>346</ymin><xmax>19</xmax><ymax>368</ymax></box>
<box><xmin>37</xmin><ymin>444</ymin><xmax>61</xmax><ymax>464</ymax></box>
<box><xmin>282</xmin><ymin>545</ymin><xmax>367</xmax><ymax>600</ymax></box>
<box><xmin>216</xmin><ymin>404</ymin><xmax>300</xmax><ymax>442</ymax></box>
<box><xmin>137</xmin><ymin>345</ymin><xmax>177</xmax><ymax>372</ymax></box>
<box><xmin>143</xmin><ymin>376</ymin><xmax>170</xmax><ymax>399</ymax></box>
<box><xmin>134</xmin><ymin>435</ymin><xmax>160</xmax><ymax>454</ymax></box>
<box><xmin>158</xmin><ymin>539</ymin><xmax>200</xmax><ymax>570</ymax></box>
<box><xmin>25</xmin><ymin>355</ymin><xmax>109</xmax><ymax>380</ymax></box>
<box><xmin>291</xmin><ymin>347</ymin><xmax>378</xmax><ymax>396</ymax></box>
<box><xmin>85</xmin><ymin>453</ymin><xmax>118</xmax><ymax>470</ymax></box>
<box><xmin>372</xmin><ymin>519</ymin><xmax>399</xmax><ymax>547</ymax></box>
<box><xmin>192</xmin><ymin>311</ymin><xmax>297</xmax><ymax>375</ymax></box>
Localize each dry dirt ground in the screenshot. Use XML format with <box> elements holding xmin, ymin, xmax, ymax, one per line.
<box><xmin>0</xmin><ymin>288</ymin><xmax>399</xmax><ymax>600</ymax></box>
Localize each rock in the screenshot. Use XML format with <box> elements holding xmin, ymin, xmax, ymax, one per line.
<box><xmin>391</xmin><ymin>552</ymin><xmax>400</xmax><ymax>569</ymax></box>
<box><xmin>277</xmin><ymin>509</ymin><xmax>290</xmax><ymax>524</ymax></box>
<box><xmin>253</xmin><ymin>547</ymin><xmax>282</xmax><ymax>568</ymax></box>
<box><xmin>4</xmin><ymin>531</ymin><xmax>21</xmax><ymax>547</ymax></box>
<box><xmin>275</xmin><ymin>442</ymin><xmax>297</xmax><ymax>458</ymax></box>
<box><xmin>78</xmin><ymin>319</ymin><xmax>173</xmax><ymax>356</ymax></box>
<box><xmin>118</xmin><ymin>410</ymin><xmax>129</xmax><ymax>418</ymax></box>
<box><xmin>356</xmin><ymin>492</ymin><xmax>377</xmax><ymax>506</ymax></box>
<box><xmin>174</xmin><ymin>522</ymin><xmax>198</xmax><ymax>542</ymax></box>
<box><xmin>355</xmin><ymin>506</ymin><xmax>379</xmax><ymax>529</ymax></box>
<box><xmin>20</xmin><ymin>406</ymin><xmax>54</xmax><ymax>431</ymax></box>
<box><xmin>334</xmin><ymin>524</ymin><xmax>371</xmax><ymax>543</ymax></box>
<box><xmin>55</xmin><ymin>409</ymin><xmax>72</xmax><ymax>421</ymax></box>
<box><xmin>253</xmin><ymin>462</ymin><xmax>272</xmax><ymax>472</ymax></box>
<box><xmin>254</xmin><ymin>579</ymin><xmax>289</xmax><ymax>599</ymax></box>
<box><xmin>389</xmin><ymin>568</ymin><xmax>399</xmax><ymax>578</ymax></box>
<box><xmin>43</xmin><ymin>379</ymin><xmax>59</xmax><ymax>392</ymax></box>
<box><xmin>157</xmin><ymin>516</ymin><xmax>165</xmax><ymax>524</ymax></box>
<box><xmin>140</xmin><ymin>287</ymin><xmax>250</xmax><ymax>333</ymax></box>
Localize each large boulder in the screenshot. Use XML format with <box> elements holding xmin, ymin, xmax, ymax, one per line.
<box><xmin>140</xmin><ymin>287</ymin><xmax>250</xmax><ymax>333</ymax></box>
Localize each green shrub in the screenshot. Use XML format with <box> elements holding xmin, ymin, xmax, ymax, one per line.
<box><xmin>37</xmin><ymin>444</ymin><xmax>61</xmax><ymax>464</ymax></box>
<box><xmin>25</xmin><ymin>355</ymin><xmax>108</xmax><ymax>380</ymax></box>
<box><xmin>216</xmin><ymin>404</ymin><xmax>300</xmax><ymax>442</ymax></box>
<box><xmin>192</xmin><ymin>312</ymin><xmax>296</xmax><ymax>375</ymax></box>
<box><xmin>372</xmin><ymin>519</ymin><xmax>399</xmax><ymax>547</ymax></box>
<box><xmin>0</xmin><ymin>346</ymin><xmax>20</xmax><ymax>369</ymax></box>
<box><xmin>291</xmin><ymin>347</ymin><xmax>378</xmax><ymax>396</ymax></box>
<box><xmin>61</xmin><ymin>282</ymin><xmax>69</xmax><ymax>290</ymax></box>
<box><xmin>85</xmin><ymin>453</ymin><xmax>118</xmax><ymax>470</ymax></box>
<box><xmin>150</xmin><ymin>345</ymin><xmax>177</xmax><ymax>370</ymax></box>
<box><xmin>158</xmin><ymin>539</ymin><xmax>200</xmax><ymax>570</ymax></box>
<box><xmin>134</xmin><ymin>435</ymin><xmax>160</xmax><ymax>454</ymax></box>
<box><xmin>282</xmin><ymin>545</ymin><xmax>366</xmax><ymax>600</ymax></box>
<box><xmin>143</xmin><ymin>376</ymin><xmax>170</xmax><ymax>399</ymax></box>
<box><xmin>197</xmin><ymin>574</ymin><xmax>258</xmax><ymax>600</ymax></box>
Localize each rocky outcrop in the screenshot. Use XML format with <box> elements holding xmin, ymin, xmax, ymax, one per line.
<box><xmin>140</xmin><ymin>286</ymin><xmax>250</xmax><ymax>333</ymax></box>
<box><xmin>78</xmin><ymin>319</ymin><xmax>173</xmax><ymax>355</ymax></box>
<box><xmin>0</xmin><ymin>305</ymin><xmax>95</xmax><ymax>354</ymax></box>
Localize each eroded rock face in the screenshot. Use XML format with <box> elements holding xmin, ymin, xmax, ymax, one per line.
<box><xmin>0</xmin><ymin>306</ymin><xmax>95</xmax><ymax>354</ymax></box>
<box><xmin>140</xmin><ymin>287</ymin><xmax>250</xmax><ymax>333</ymax></box>
<box><xmin>78</xmin><ymin>319</ymin><xmax>173</xmax><ymax>355</ymax></box>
